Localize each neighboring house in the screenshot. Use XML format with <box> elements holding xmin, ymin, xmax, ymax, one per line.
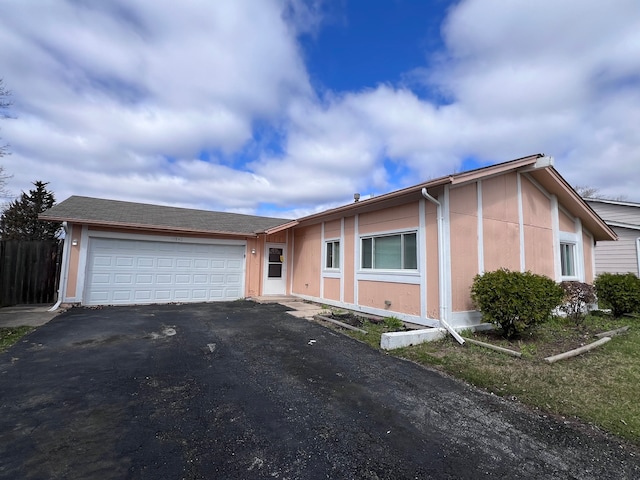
<box><xmin>585</xmin><ymin>198</ymin><xmax>640</xmax><ymax>277</ymax></box>
<box><xmin>40</xmin><ymin>154</ymin><xmax>616</xmax><ymax>328</ymax></box>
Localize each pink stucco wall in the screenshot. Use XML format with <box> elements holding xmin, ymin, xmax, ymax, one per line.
<box><xmin>323</xmin><ymin>277</ymin><xmax>340</xmax><ymax>301</ymax></box>
<box><xmin>482</xmin><ymin>173</ymin><xmax>521</xmax><ymax>272</ymax></box>
<box><xmin>425</xmin><ymin>201</ymin><xmax>440</xmax><ymax>319</ymax></box>
<box><xmin>65</xmin><ymin>224</ymin><xmax>83</xmax><ymax>298</ymax></box>
<box><xmin>559</xmin><ymin>209</ymin><xmax>575</xmax><ymax>233</ymax></box>
<box><xmin>359</xmin><ymin>203</ymin><xmax>419</xmax><ymax>235</ymax></box>
<box><xmin>449</xmin><ymin>183</ymin><xmax>479</xmax><ymax>312</ymax></box>
<box><xmin>521</xmin><ymin>176</ymin><xmax>555</xmax><ymax>278</ymax></box>
<box><xmin>343</xmin><ymin>216</ymin><xmax>355</xmax><ymax>303</ymax></box>
<box><xmin>324</xmin><ymin>219</ymin><xmax>341</xmax><ymax>239</ymax></box>
<box><xmin>358</xmin><ymin>281</ymin><xmax>421</xmax><ymax>315</ymax></box>
<box><xmin>292</xmin><ymin>224</ymin><xmax>321</xmax><ymax>297</ymax></box>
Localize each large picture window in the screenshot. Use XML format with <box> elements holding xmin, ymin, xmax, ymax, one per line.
<box><xmin>325</xmin><ymin>240</ymin><xmax>340</xmax><ymax>269</ymax></box>
<box><xmin>361</xmin><ymin>232</ymin><xmax>417</xmax><ymax>270</ymax></box>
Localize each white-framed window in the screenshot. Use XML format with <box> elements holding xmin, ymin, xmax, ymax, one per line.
<box><xmin>560</xmin><ymin>242</ymin><xmax>576</xmax><ymax>278</ymax></box>
<box><xmin>361</xmin><ymin>232</ymin><xmax>417</xmax><ymax>270</ymax></box>
<box><xmin>325</xmin><ymin>240</ymin><xmax>340</xmax><ymax>269</ymax></box>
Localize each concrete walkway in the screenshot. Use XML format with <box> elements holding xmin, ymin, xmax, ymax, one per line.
<box><xmin>0</xmin><ymin>305</ymin><xmax>60</xmax><ymax>328</ymax></box>
<box><xmin>250</xmin><ymin>295</ymin><xmax>328</xmax><ymax>319</ymax></box>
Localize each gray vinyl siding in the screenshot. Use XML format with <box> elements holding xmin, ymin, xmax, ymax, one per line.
<box><xmin>594</xmin><ymin>226</ymin><xmax>639</xmax><ymax>276</ymax></box>
<box><xmin>587</xmin><ymin>202</ymin><xmax>640</xmax><ymax>225</ymax></box>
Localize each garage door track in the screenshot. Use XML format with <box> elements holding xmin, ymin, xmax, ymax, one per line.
<box><xmin>1</xmin><ymin>301</ymin><xmax>638</xmax><ymax>479</ymax></box>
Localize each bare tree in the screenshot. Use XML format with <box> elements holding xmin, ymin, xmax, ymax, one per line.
<box><xmin>0</xmin><ymin>78</ymin><xmax>11</xmax><ymax>158</ymax></box>
<box><xmin>0</xmin><ymin>79</ymin><xmax>12</xmax><ymax>198</ymax></box>
<box><xmin>574</xmin><ymin>185</ymin><xmax>627</xmax><ymax>201</ymax></box>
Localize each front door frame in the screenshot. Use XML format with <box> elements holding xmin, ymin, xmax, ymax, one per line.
<box><xmin>263</xmin><ymin>242</ymin><xmax>287</xmax><ymax>295</ymax></box>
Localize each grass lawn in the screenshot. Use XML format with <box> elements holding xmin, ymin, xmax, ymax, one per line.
<box><xmin>0</xmin><ymin>326</ymin><xmax>34</xmax><ymax>353</ymax></box>
<box><xmin>338</xmin><ymin>313</ymin><xmax>640</xmax><ymax>445</ymax></box>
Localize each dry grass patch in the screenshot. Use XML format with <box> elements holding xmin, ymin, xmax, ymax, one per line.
<box><xmin>337</xmin><ymin>314</ymin><xmax>640</xmax><ymax>445</ymax></box>
<box><xmin>0</xmin><ymin>326</ymin><xmax>33</xmax><ymax>353</ymax></box>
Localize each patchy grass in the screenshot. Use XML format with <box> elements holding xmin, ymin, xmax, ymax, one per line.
<box><xmin>337</xmin><ymin>314</ymin><xmax>640</xmax><ymax>445</ymax></box>
<box><xmin>0</xmin><ymin>326</ymin><xmax>33</xmax><ymax>353</ymax></box>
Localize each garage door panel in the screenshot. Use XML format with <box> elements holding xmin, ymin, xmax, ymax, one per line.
<box><xmin>157</xmin><ymin>258</ymin><xmax>173</xmax><ymax>268</ymax></box>
<box><xmin>114</xmin><ymin>274</ymin><xmax>133</xmax><ymax>284</ymax></box>
<box><xmin>85</xmin><ymin>238</ymin><xmax>245</xmax><ymax>305</ymax></box>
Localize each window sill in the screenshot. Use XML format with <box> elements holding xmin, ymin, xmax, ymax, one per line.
<box><xmin>357</xmin><ymin>271</ymin><xmax>420</xmax><ymax>284</ymax></box>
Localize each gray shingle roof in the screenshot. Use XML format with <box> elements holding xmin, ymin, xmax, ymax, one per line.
<box><xmin>39</xmin><ymin>196</ymin><xmax>292</xmax><ymax>236</ymax></box>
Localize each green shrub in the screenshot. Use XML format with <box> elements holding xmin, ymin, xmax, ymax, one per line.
<box><xmin>383</xmin><ymin>316</ymin><xmax>404</xmax><ymax>330</ymax></box>
<box><xmin>559</xmin><ymin>281</ymin><xmax>596</xmax><ymax>324</ymax></box>
<box><xmin>471</xmin><ymin>269</ymin><xmax>563</xmax><ymax>338</ymax></box>
<box><xmin>594</xmin><ymin>273</ymin><xmax>640</xmax><ymax>318</ymax></box>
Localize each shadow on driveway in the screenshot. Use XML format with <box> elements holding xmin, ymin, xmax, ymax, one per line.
<box><xmin>1</xmin><ymin>301</ymin><xmax>638</xmax><ymax>479</ymax></box>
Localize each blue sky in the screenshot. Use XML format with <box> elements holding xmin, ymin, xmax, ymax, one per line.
<box><xmin>0</xmin><ymin>0</ymin><xmax>639</xmax><ymax>218</ymax></box>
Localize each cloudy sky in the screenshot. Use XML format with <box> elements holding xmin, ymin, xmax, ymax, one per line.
<box><xmin>1</xmin><ymin>0</ymin><xmax>639</xmax><ymax>218</ymax></box>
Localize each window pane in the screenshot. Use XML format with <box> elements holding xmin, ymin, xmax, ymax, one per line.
<box><xmin>560</xmin><ymin>243</ymin><xmax>574</xmax><ymax>276</ymax></box>
<box><xmin>326</xmin><ymin>242</ymin><xmax>333</xmax><ymax>268</ymax></box>
<box><xmin>362</xmin><ymin>238</ymin><xmax>372</xmax><ymax>269</ymax></box>
<box><xmin>375</xmin><ymin>235</ymin><xmax>401</xmax><ymax>269</ymax></box>
<box><xmin>268</xmin><ymin>263</ymin><xmax>282</xmax><ymax>278</ymax></box>
<box><xmin>269</xmin><ymin>248</ymin><xmax>283</xmax><ymax>263</ymax></box>
<box><xmin>334</xmin><ymin>241</ymin><xmax>340</xmax><ymax>268</ymax></box>
<box><xmin>403</xmin><ymin>233</ymin><xmax>417</xmax><ymax>269</ymax></box>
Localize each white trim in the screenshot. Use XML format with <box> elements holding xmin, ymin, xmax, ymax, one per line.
<box><xmin>359</xmin><ymin>226</ymin><xmax>420</xmax><ymax>238</ymax></box>
<box><xmin>322</xmin><ymin>271</ymin><xmax>341</xmax><ymax>279</ymax></box>
<box><xmin>551</xmin><ymin>195</ymin><xmax>561</xmax><ymax>281</ymax></box>
<box><xmin>443</xmin><ymin>185</ymin><xmax>452</xmax><ymax>322</ymax></box>
<box><xmin>636</xmin><ymin>237</ymin><xmax>640</xmax><ymax>277</ymax></box>
<box><xmin>477</xmin><ymin>180</ymin><xmax>484</xmax><ymax>275</ymax></box>
<box><xmin>418</xmin><ymin>198</ymin><xmax>427</xmax><ymax>319</ymax></box>
<box><xmin>340</xmin><ymin>218</ymin><xmax>345</xmax><ymax>303</ymax></box>
<box><xmin>320</xmin><ymin>222</ymin><xmax>325</xmax><ymax>298</ymax></box>
<box><xmin>86</xmin><ymin>229</ymin><xmax>247</xmax><ymax>245</ymax></box>
<box><xmin>517</xmin><ymin>173</ymin><xmax>525</xmax><ymax>272</ymax></box>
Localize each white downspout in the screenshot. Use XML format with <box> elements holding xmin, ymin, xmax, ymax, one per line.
<box><xmin>421</xmin><ymin>188</ymin><xmax>464</xmax><ymax>345</ymax></box>
<box><xmin>49</xmin><ymin>221</ymin><xmax>69</xmax><ymax>312</ymax></box>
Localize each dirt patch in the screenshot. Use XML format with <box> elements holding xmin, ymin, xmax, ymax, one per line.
<box><xmin>468</xmin><ymin>320</ymin><xmax>626</xmax><ymax>359</ymax></box>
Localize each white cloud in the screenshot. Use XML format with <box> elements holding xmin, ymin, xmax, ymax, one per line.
<box><xmin>1</xmin><ymin>0</ymin><xmax>639</xmax><ymax>216</ymax></box>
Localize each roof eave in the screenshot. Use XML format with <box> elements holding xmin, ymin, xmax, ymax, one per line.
<box><xmin>37</xmin><ymin>216</ymin><xmax>258</xmax><ymax>238</ymax></box>
<box><xmin>528</xmin><ymin>168</ymin><xmax>617</xmax><ymax>241</ymax></box>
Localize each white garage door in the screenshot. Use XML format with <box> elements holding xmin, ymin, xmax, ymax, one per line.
<box><xmin>84</xmin><ymin>237</ymin><xmax>245</xmax><ymax>305</ymax></box>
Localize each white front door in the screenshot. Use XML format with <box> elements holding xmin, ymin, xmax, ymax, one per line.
<box><xmin>263</xmin><ymin>243</ymin><xmax>286</xmax><ymax>295</ymax></box>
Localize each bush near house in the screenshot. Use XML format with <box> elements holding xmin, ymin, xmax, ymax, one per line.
<box><xmin>471</xmin><ymin>269</ymin><xmax>564</xmax><ymax>339</ymax></box>
<box><xmin>594</xmin><ymin>273</ymin><xmax>640</xmax><ymax>318</ymax></box>
<box><xmin>559</xmin><ymin>281</ymin><xmax>596</xmax><ymax>324</ymax></box>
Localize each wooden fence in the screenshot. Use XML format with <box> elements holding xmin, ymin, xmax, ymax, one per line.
<box><xmin>0</xmin><ymin>240</ymin><xmax>63</xmax><ymax>307</ymax></box>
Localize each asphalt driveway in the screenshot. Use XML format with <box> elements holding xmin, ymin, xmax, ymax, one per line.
<box><xmin>1</xmin><ymin>301</ymin><xmax>638</xmax><ymax>479</ymax></box>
